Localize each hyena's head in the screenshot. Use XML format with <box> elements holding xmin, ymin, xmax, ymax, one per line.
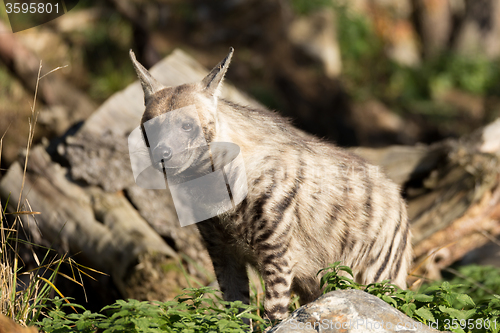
<box><xmin>129</xmin><ymin>48</ymin><xmax>233</xmax><ymax>174</ymax></box>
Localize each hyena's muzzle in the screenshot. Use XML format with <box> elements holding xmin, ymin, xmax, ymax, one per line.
<box><xmin>142</xmin><ymin>105</ymin><xmax>210</xmax><ymax>175</ymax></box>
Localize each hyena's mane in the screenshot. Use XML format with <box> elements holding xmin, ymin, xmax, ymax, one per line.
<box><xmin>217</xmin><ymin>98</ymin><xmax>368</xmax><ymax>168</ymax></box>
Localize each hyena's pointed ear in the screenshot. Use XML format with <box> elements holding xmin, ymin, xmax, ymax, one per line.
<box><xmin>129</xmin><ymin>49</ymin><xmax>165</xmax><ymax>105</ymax></box>
<box><xmin>201</xmin><ymin>47</ymin><xmax>234</xmax><ymax>97</ymax></box>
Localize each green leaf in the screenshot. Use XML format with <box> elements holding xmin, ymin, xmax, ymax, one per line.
<box><xmin>415</xmin><ymin>307</ymin><xmax>435</xmax><ymax>322</ymax></box>
<box><xmin>441</xmin><ymin>281</ymin><xmax>451</xmax><ymax>291</ymax></box>
<box><xmin>339</xmin><ymin>265</ymin><xmax>354</xmax><ymax>277</ymax></box>
<box><xmin>413</xmin><ymin>294</ymin><xmax>434</xmax><ymax>303</ymax></box>
<box><xmin>400</xmin><ymin>303</ymin><xmax>416</xmax><ymax>317</ymax></box>
<box><xmin>438</xmin><ymin>306</ymin><xmax>471</xmax><ymax>320</ymax></box>
<box><xmin>455</xmin><ymin>294</ymin><xmax>475</xmax><ymax>307</ymax></box>
<box><xmin>381</xmin><ymin>295</ymin><xmax>397</xmax><ymax>307</ymax></box>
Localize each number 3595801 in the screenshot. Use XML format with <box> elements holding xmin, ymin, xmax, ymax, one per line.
<box><xmin>5</xmin><ymin>2</ymin><xmax>60</xmax><ymax>14</ymax></box>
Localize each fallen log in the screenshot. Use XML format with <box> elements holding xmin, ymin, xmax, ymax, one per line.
<box><xmin>0</xmin><ymin>145</ymin><xmax>184</xmax><ymax>300</ymax></box>
<box><xmin>354</xmin><ymin>119</ymin><xmax>500</xmax><ymax>281</ymax></box>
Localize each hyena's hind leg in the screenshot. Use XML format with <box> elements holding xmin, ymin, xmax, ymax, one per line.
<box><xmin>259</xmin><ymin>249</ymin><xmax>295</xmax><ymax>320</ymax></box>
<box><xmin>197</xmin><ymin>221</ymin><xmax>250</xmax><ymax>304</ymax></box>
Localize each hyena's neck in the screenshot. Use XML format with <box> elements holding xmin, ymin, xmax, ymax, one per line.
<box><xmin>211</xmin><ymin>100</ymin><xmax>313</xmax><ymax>214</ymax></box>
<box><xmin>213</xmin><ymin>100</ymin><xmax>306</xmax><ymax>163</ymax></box>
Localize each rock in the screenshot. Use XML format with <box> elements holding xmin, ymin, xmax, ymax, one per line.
<box><xmin>479</xmin><ymin>117</ymin><xmax>500</xmax><ymax>155</ymax></box>
<box><xmin>0</xmin><ymin>146</ymin><xmax>183</xmax><ymax>300</ymax></box>
<box><xmin>350</xmin><ymin>100</ymin><xmax>417</xmax><ymax>147</ymax></box>
<box><xmin>351</xmin><ymin>143</ymin><xmax>447</xmax><ymax>186</ymax></box>
<box><xmin>268</xmin><ymin>289</ymin><xmax>445</xmax><ymax>333</ymax></box>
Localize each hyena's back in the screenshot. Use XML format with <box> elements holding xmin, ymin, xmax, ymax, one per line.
<box><xmin>130</xmin><ymin>48</ymin><xmax>412</xmax><ymax>321</ymax></box>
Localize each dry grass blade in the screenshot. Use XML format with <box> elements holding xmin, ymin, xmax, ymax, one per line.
<box><xmin>0</xmin><ymin>60</ymin><xmax>89</xmax><ymax>327</ymax></box>
<box><xmin>37</xmin><ymin>276</ymin><xmax>78</xmax><ymax>314</ymax></box>
<box><xmin>6</xmin><ymin>212</ymin><xmax>41</xmax><ymax>215</ymax></box>
<box><xmin>408</xmin><ymin>241</ymin><xmax>458</xmax><ymax>290</ymax></box>
<box><xmin>39</xmin><ymin>65</ymin><xmax>68</xmax><ymax>80</ymax></box>
<box><xmin>16</xmin><ymin>61</ymin><xmax>42</xmax><ymax>216</ymax></box>
<box><xmin>0</xmin><ymin>123</ymin><xmax>12</xmax><ymax>172</ymax></box>
<box><xmin>66</xmin><ymin>257</ymin><xmax>108</xmax><ymax>281</ymax></box>
<box><xmin>0</xmin><ymin>262</ymin><xmax>15</xmax><ymax>318</ymax></box>
<box><xmin>15</xmin><ymin>61</ymin><xmax>66</xmax><ymax>216</ymax></box>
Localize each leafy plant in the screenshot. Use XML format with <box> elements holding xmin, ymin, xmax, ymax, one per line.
<box><xmin>21</xmin><ymin>261</ymin><xmax>500</xmax><ymax>332</ymax></box>
<box><xmin>441</xmin><ymin>265</ymin><xmax>500</xmax><ymax>303</ymax></box>
<box><xmin>37</xmin><ymin>287</ymin><xmax>268</xmax><ymax>333</ymax></box>
<box><xmin>318</xmin><ymin>261</ymin><xmax>359</xmax><ymax>292</ymax></box>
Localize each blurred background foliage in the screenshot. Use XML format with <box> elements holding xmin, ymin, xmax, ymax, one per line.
<box><xmin>1</xmin><ymin>0</ymin><xmax>500</xmax><ymax>169</ymax></box>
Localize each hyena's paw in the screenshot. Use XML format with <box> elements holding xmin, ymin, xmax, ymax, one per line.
<box><xmin>262</xmin><ymin>308</ymin><xmax>288</xmax><ymax>332</ymax></box>
<box><xmin>240</xmin><ymin>317</ymin><xmax>253</xmax><ymax>331</ymax></box>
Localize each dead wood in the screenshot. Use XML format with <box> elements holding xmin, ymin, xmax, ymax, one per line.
<box><xmin>354</xmin><ymin>119</ymin><xmax>500</xmax><ymax>279</ymax></box>
<box><xmin>0</xmin><ymin>145</ymin><xmax>186</xmax><ymax>299</ymax></box>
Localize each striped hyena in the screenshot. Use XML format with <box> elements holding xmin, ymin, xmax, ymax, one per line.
<box><xmin>129</xmin><ymin>48</ymin><xmax>412</xmax><ymax>320</ymax></box>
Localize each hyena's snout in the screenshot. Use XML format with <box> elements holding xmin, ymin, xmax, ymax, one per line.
<box><xmin>152</xmin><ymin>144</ymin><xmax>173</xmax><ymax>164</ymax></box>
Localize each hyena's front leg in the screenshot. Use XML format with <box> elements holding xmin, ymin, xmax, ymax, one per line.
<box><xmin>260</xmin><ymin>250</ymin><xmax>294</xmax><ymax>320</ymax></box>
<box><xmin>213</xmin><ymin>253</ymin><xmax>249</xmax><ymax>304</ymax></box>
<box><xmin>197</xmin><ymin>221</ymin><xmax>250</xmax><ymax>304</ymax></box>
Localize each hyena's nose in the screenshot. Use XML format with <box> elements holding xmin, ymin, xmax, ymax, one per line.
<box><xmin>153</xmin><ymin>145</ymin><xmax>173</xmax><ymax>162</ymax></box>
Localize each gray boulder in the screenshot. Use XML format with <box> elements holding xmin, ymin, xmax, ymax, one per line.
<box><xmin>269</xmin><ymin>289</ymin><xmax>446</xmax><ymax>333</ymax></box>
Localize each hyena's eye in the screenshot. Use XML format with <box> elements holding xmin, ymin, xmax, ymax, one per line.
<box><xmin>181</xmin><ymin>123</ymin><xmax>193</xmax><ymax>131</ymax></box>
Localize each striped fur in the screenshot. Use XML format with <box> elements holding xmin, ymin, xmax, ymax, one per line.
<box><xmin>130</xmin><ymin>48</ymin><xmax>412</xmax><ymax>320</ymax></box>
